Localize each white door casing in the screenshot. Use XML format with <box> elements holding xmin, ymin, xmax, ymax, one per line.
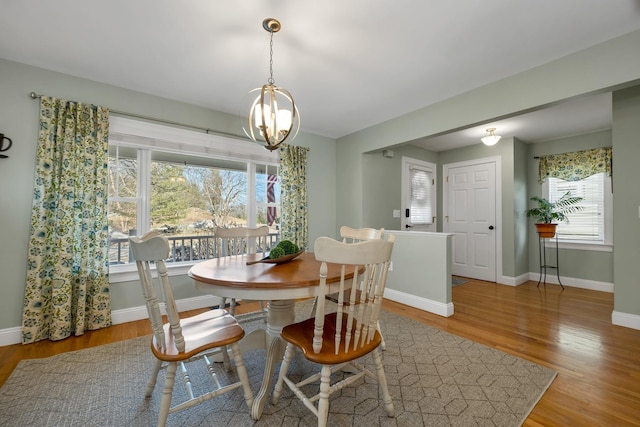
<box><xmin>401</xmin><ymin>157</ymin><xmax>436</xmax><ymax>232</ymax></box>
<box><xmin>443</xmin><ymin>157</ymin><xmax>501</xmax><ymax>282</ymax></box>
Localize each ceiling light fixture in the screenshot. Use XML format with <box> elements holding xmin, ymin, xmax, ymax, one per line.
<box><xmin>244</xmin><ymin>18</ymin><xmax>300</xmax><ymax>151</ymax></box>
<box><xmin>481</xmin><ymin>128</ymin><xmax>501</xmax><ymax>146</ymax></box>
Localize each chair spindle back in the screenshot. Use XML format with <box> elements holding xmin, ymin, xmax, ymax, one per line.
<box><xmin>313</xmin><ymin>235</ymin><xmax>395</xmax><ymax>354</ymax></box>
<box><xmin>129</xmin><ymin>231</ymin><xmax>184</xmax><ymax>352</ymax></box>
<box><xmin>215</xmin><ymin>226</ymin><xmax>269</xmax><ymax>257</ymax></box>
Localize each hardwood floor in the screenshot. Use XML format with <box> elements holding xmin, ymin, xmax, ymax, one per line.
<box><xmin>1</xmin><ymin>280</ymin><xmax>639</xmax><ymax>425</ymax></box>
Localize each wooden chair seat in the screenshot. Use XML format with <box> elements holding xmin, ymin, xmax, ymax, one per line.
<box><xmin>151</xmin><ymin>309</ymin><xmax>244</xmax><ymax>362</ymax></box>
<box><xmin>281</xmin><ymin>312</ymin><xmax>382</xmax><ymax>365</ymax></box>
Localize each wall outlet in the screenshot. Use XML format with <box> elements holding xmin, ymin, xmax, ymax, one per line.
<box><xmin>388</xmin><ymin>261</ymin><xmax>393</xmax><ymax>271</ymax></box>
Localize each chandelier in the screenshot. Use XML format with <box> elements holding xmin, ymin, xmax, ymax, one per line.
<box><xmin>244</xmin><ymin>18</ymin><xmax>300</xmax><ymax>151</ymax></box>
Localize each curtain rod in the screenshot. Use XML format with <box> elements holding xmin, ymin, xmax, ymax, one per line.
<box><xmin>28</xmin><ymin>91</ymin><xmax>249</xmax><ymax>141</ymax></box>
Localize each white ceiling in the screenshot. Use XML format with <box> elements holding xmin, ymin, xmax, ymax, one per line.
<box><xmin>1</xmin><ymin>1</ymin><xmax>639</xmax><ymax>148</ymax></box>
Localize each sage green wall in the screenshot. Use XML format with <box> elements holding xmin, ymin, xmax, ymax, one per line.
<box><xmin>612</xmin><ymin>86</ymin><xmax>640</xmax><ymax>314</ymax></box>
<box><xmin>513</xmin><ymin>138</ymin><xmax>529</xmax><ymax>276</ymax></box>
<box><xmin>362</xmin><ymin>145</ymin><xmax>438</xmax><ymax>232</ymax></box>
<box><xmin>337</xmin><ymin>29</ymin><xmax>640</xmax><ymax>228</ymax></box>
<box><xmin>526</xmin><ymin>130</ymin><xmax>613</xmax><ymax>283</ymax></box>
<box><xmin>0</xmin><ymin>58</ymin><xmax>337</xmax><ymax>332</ymax></box>
<box><xmin>336</xmin><ymin>29</ymin><xmax>640</xmax><ymax>319</ymax></box>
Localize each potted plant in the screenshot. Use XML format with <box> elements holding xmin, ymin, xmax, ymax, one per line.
<box><xmin>526</xmin><ymin>191</ymin><xmax>583</xmax><ymax>237</ymax></box>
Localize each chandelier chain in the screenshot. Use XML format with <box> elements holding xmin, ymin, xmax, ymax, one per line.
<box><xmin>268</xmin><ymin>30</ymin><xmax>275</xmax><ymax>85</ymax></box>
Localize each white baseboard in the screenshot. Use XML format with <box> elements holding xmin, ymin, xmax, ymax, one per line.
<box><xmin>111</xmin><ymin>294</ymin><xmax>221</xmax><ymax>324</ymax></box>
<box><xmin>0</xmin><ymin>295</ymin><xmax>221</xmax><ymax>347</ymax></box>
<box><xmin>384</xmin><ymin>288</ymin><xmax>454</xmax><ymax>317</ymax></box>
<box><xmin>612</xmin><ymin>311</ymin><xmax>640</xmax><ymax>331</ymax></box>
<box><xmin>0</xmin><ymin>327</ymin><xmax>21</xmax><ymax>347</ymax></box>
<box><xmin>498</xmin><ymin>273</ymin><xmax>530</xmax><ymax>286</ymax></box>
<box><xmin>527</xmin><ymin>272</ymin><xmax>614</xmax><ymax>293</ymax></box>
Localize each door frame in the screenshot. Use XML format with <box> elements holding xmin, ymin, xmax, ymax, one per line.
<box><xmin>401</xmin><ymin>156</ymin><xmax>437</xmax><ymax>231</ymax></box>
<box><xmin>443</xmin><ymin>156</ymin><xmax>503</xmax><ymax>283</ymax></box>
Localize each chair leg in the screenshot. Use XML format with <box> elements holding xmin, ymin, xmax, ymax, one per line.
<box><xmin>158</xmin><ymin>361</ymin><xmax>177</xmax><ymax>427</ymax></box>
<box><xmin>318</xmin><ymin>365</ymin><xmax>332</xmax><ymax>427</ymax></box>
<box><xmin>309</xmin><ymin>297</ymin><xmax>318</xmax><ymax>317</ymax></box>
<box><xmin>229</xmin><ymin>298</ymin><xmax>237</xmax><ymax>315</ymax></box>
<box><xmin>145</xmin><ymin>358</ymin><xmax>163</xmax><ymax>397</ymax></box>
<box><xmin>377</xmin><ymin>321</ymin><xmax>386</xmax><ymax>350</ymax></box>
<box><xmin>230</xmin><ymin>342</ymin><xmax>254</xmax><ymax>409</ymax></box>
<box><xmin>219</xmin><ymin>344</ymin><xmax>231</xmax><ymax>371</ymax></box>
<box><xmin>272</xmin><ymin>343</ymin><xmax>295</xmax><ymax>404</ymax></box>
<box><xmin>371</xmin><ymin>348</ymin><xmax>395</xmax><ymax>417</ymax></box>
<box><xmin>259</xmin><ymin>300</ymin><xmax>268</xmax><ymax>323</ymax></box>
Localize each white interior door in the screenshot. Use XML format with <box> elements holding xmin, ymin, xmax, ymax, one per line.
<box><xmin>401</xmin><ymin>157</ymin><xmax>436</xmax><ymax>231</ymax></box>
<box><xmin>444</xmin><ymin>159</ymin><xmax>497</xmax><ymax>281</ymax></box>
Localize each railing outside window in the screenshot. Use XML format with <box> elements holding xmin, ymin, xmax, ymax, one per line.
<box><xmin>109</xmin><ymin>232</ymin><xmax>281</xmax><ymax>265</ymax></box>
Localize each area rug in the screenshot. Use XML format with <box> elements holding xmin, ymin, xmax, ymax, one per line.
<box><xmin>0</xmin><ymin>302</ymin><xmax>556</xmax><ymax>426</ymax></box>
<box><xmin>452</xmin><ymin>276</ymin><xmax>469</xmax><ymax>287</ymax></box>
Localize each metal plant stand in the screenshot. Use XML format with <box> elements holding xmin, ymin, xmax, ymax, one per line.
<box><xmin>537</xmin><ymin>232</ymin><xmax>564</xmax><ymax>289</ymax></box>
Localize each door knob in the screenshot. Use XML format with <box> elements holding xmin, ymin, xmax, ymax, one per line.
<box><xmin>488</xmin><ymin>225</ymin><xmax>494</xmax><ymax>230</ymax></box>
<box><xmin>405</xmin><ymin>224</ymin><xmax>413</xmax><ymax>228</ymax></box>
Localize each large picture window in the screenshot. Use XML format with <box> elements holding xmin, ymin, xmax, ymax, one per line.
<box><xmin>108</xmin><ymin>117</ymin><xmax>280</xmax><ymax>281</ymax></box>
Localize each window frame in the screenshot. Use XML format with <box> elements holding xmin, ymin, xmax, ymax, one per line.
<box><xmin>542</xmin><ymin>173</ymin><xmax>613</xmax><ymax>252</ymax></box>
<box><xmin>108</xmin><ymin>116</ymin><xmax>279</xmax><ymax>282</ymax></box>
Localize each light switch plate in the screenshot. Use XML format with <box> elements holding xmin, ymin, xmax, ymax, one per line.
<box><xmin>393</xmin><ymin>209</ymin><xmax>401</xmax><ymax>218</ymax></box>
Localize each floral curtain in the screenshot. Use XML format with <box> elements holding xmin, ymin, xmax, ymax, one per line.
<box><xmin>22</xmin><ymin>97</ymin><xmax>111</xmax><ymax>343</ymax></box>
<box><xmin>538</xmin><ymin>147</ymin><xmax>612</xmax><ymax>184</ymax></box>
<box><xmin>279</xmin><ymin>144</ymin><xmax>309</xmax><ymax>250</ymax></box>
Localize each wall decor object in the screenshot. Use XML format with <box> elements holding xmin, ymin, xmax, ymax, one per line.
<box><xmin>0</xmin><ymin>133</ymin><xmax>12</xmax><ymax>158</ymax></box>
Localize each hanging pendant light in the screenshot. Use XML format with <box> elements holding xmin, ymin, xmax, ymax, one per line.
<box><xmin>244</xmin><ymin>18</ymin><xmax>300</xmax><ymax>151</ymax></box>
<box><xmin>481</xmin><ymin>128</ymin><xmax>501</xmax><ymax>146</ymax></box>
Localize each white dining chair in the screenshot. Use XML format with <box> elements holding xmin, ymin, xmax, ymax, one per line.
<box><xmin>311</xmin><ymin>226</ymin><xmax>387</xmax><ymax>348</ymax></box>
<box><xmin>129</xmin><ymin>231</ymin><xmax>254</xmax><ymax>427</ymax></box>
<box><xmin>272</xmin><ymin>235</ymin><xmax>396</xmax><ymax>427</ymax></box>
<box><xmin>214</xmin><ymin>226</ymin><xmax>270</xmax><ymax>319</ymax></box>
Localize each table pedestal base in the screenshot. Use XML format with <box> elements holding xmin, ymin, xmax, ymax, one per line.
<box><xmin>234</xmin><ymin>300</ymin><xmax>296</xmax><ymax>420</ymax></box>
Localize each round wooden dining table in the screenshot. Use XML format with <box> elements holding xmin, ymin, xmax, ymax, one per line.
<box><xmin>188</xmin><ymin>251</ymin><xmax>354</xmax><ymax>420</ymax></box>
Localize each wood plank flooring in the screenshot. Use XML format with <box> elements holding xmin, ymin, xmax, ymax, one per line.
<box><xmin>1</xmin><ymin>280</ymin><xmax>639</xmax><ymax>425</ymax></box>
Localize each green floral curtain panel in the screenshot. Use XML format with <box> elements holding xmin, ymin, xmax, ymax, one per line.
<box><xmin>22</xmin><ymin>97</ymin><xmax>111</xmax><ymax>344</ymax></box>
<box><xmin>538</xmin><ymin>147</ymin><xmax>612</xmax><ymax>184</ymax></box>
<box><xmin>279</xmin><ymin>144</ymin><xmax>309</xmax><ymax>250</ymax></box>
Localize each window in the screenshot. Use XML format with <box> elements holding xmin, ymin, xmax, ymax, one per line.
<box><xmin>544</xmin><ymin>172</ymin><xmax>612</xmax><ymax>247</ymax></box>
<box><xmin>108</xmin><ymin>117</ymin><xmax>280</xmax><ymax>281</ymax></box>
<box><xmin>409</xmin><ymin>166</ymin><xmax>433</xmax><ymax>225</ymax></box>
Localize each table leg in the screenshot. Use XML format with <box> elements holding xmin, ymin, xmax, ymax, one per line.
<box><xmin>250</xmin><ymin>299</ymin><xmax>296</xmax><ymax>420</ymax></box>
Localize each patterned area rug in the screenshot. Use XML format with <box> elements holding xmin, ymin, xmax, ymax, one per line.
<box><xmin>452</xmin><ymin>276</ymin><xmax>469</xmax><ymax>287</ymax></box>
<box><xmin>0</xmin><ymin>302</ymin><xmax>556</xmax><ymax>426</ymax></box>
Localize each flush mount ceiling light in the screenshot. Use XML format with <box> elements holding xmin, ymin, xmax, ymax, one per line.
<box><xmin>481</xmin><ymin>128</ymin><xmax>501</xmax><ymax>146</ymax></box>
<box><xmin>244</xmin><ymin>18</ymin><xmax>300</xmax><ymax>151</ymax></box>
